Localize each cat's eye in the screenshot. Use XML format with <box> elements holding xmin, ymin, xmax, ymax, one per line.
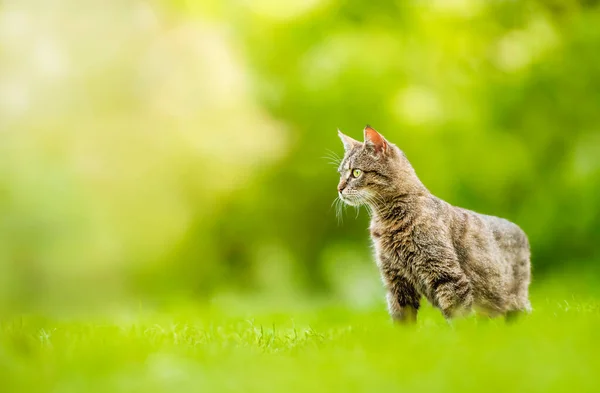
<box><xmin>352</xmin><ymin>169</ymin><xmax>362</xmax><ymax>178</ymax></box>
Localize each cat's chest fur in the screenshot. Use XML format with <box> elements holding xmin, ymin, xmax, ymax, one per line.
<box><xmin>369</xmin><ymin>218</ymin><xmax>417</xmax><ymax>271</ymax></box>
<box><xmin>369</xmin><ymin>217</ymin><xmax>435</xmax><ymax>298</ymax></box>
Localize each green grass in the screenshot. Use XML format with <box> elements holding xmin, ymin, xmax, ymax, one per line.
<box><xmin>1</xmin><ymin>291</ymin><xmax>599</xmax><ymax>393</ymax></box>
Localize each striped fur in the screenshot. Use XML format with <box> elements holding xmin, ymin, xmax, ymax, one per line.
<box><xmin>337</xmin><ymin>126</ymin><xmax>531</xmax><ymax>322</ymax></box>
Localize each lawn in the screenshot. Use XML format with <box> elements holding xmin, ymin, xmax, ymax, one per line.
<box><xmin>1</xmin><ymin>285</ymin><xmax>599</xmax><ymax>393</ymax></box>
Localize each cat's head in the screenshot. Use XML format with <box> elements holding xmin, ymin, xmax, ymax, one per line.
<box><xmin>336</xmin><ymin>126</ymin><xmax>420</xmax><ymax>207</ymax></box>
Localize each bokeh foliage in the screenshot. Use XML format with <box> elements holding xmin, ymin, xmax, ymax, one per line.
<box><xmin>1</xmin><ymin>0</ymin><xmax>599</xmax><ymax>313</ymax></box>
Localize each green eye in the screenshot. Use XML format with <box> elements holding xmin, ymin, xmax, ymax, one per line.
<box><xmin>352</xmin><ymin>169</ymin><xmax>362</xmax><ymax>178</ymax></box>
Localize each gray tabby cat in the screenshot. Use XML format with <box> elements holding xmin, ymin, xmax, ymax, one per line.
<box><xmin>336</xmin><ymin>126</ymin><xmax>531</xmax><ymax>322</ymax></box>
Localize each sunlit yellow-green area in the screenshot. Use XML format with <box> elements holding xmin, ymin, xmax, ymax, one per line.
<box><xmin>1</xmin><ymin>0</ymin><xmax>600</xmax><ymax>391</ymax></box>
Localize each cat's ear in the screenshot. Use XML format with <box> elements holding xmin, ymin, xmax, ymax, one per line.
<box><xmin>338</xmin><ymin>129</ymin><xmax>360</xmax><ymax>151</ymax></box>
<box><xmin>364</xmin><ymin>125</ymin><xmax>387</xmax><ymax>155</ymax></box>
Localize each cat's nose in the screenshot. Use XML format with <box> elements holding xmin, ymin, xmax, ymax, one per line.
<box><xmin>337</xmin><ymin>178</ymin><xmax>348</xmax><ymax>193</ymax></box>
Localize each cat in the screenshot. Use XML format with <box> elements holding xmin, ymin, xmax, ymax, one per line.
<box><xmin>336</xmin><ymin>125</ymin><xmax>531</xmax><ymax>322</ymax></box>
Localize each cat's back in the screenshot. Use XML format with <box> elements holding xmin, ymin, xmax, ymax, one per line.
<box><xmin>451</xmin><ymin>205</ymin><xmax>529</xmax><ymax>253</ymax></box>
<box><xmin>371</xmin><ymin>194</ymin><xmax>529</xmax><ymax>264</ymax></box>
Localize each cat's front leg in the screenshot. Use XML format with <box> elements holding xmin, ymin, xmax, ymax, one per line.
<box><xmin>431</xmin><ymin>273</ymin><xmax>473</xmax><ymax>320</ymax></box>
<box><xmin>417</xmin><ymin>261</ymin><xmax>473</xmax><ymax>320</ymax></box>
<box><xmin>384</xmin><ymin>275</ymin><xmax>421</xmax><ymax>324</ymax></box>
<box><xmin>411</xmin><ymin>237</ymin><xmax>473</xmax><ymax>320</ymax></box>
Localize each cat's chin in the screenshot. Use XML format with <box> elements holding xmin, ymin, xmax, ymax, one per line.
<box><xmin>340</xmin><ymin>195</ymin><xmax>361</xmax><ymax>206</ymax></box>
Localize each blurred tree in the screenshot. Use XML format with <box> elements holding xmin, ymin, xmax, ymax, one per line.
<box><xmin>1</xmin><ymin>0</ymin><xmax>599</xmax><ymax>312</ymax></box>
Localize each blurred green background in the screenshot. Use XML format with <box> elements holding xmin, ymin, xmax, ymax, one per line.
<box><xmin>1</xmin><ymin>0</ymin><xmax>600</xmax><ymax>315</ymax></box>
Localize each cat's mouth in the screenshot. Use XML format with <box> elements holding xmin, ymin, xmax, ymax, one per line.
<box><xmin>339</xmin><ymin>192</ymin><xmax>362</xmax><ymax>206</ymax></box>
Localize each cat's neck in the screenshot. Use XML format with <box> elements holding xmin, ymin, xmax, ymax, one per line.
<box><xmin>370</xmin><ymin>191</ymin><xmax>427</xmax><ymax>223</ymax></box>
<box><xmin>369</xmin><ymin>169</ymin><xmax>430</xmax><ymax>223</ymax></box>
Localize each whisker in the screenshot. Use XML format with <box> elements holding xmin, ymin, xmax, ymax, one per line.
<box><xmin>331</xmin><ymin>196</ymin><xmax>341</xmax><ymax>225</ymax></box>
<box><xmin>322</xmin><ymin>149</ymin><xmax>343</xmax><ymax>168</ymax></box>
<box><xmin>338</xmin><ymin>200</ymin><xmax>345</xmax><ymax>225</ymax></box>
<box><xmin>330</xmin><ymin>197</ymin><xmax>339</xmax><ymax>210</ymax></box>
<box><xmin>322</xmin><ymin>157</ymin><xmax>342</xmax><ymax>168</ymax></box>
<box><xmin>334</xmin><ymin>197</ymin><xmax>344</xmax><ymax>225</ymax></box>
<box><xmin>357</xmin><ymin>191</ymin><xmax>383</xmax><ymax>218</ymax></box>
<box><xmin>325</xmin><ymin>149</ymin><xmax>341</xmax><ymax>161</ymax></box>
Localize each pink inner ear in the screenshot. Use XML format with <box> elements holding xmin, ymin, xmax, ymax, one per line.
<box><xmin>364</xmin><ymin>126</ymin><xmax>386</xmax><ymax>153</ymax></box>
